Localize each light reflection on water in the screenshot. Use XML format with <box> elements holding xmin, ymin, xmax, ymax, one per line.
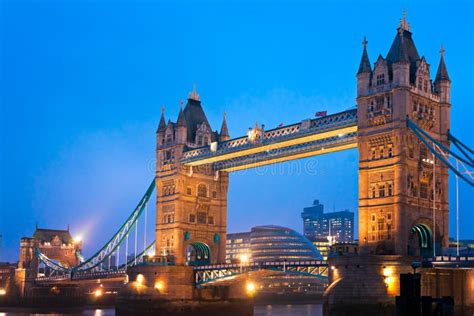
<box><xmin>255</xmin><ymin>304</ymin><xmax>323</xmax><ymax>316</ymax></box>
<box><xmin>0</xmin><ymin>305</ymin><xmax>324</xmax><ymax>316</ymax></box>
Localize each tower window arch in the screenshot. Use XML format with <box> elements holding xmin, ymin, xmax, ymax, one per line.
<box><xmin>197</xmin><ymin>184</ymin><xmax>208</xmax><ymax>198</ymax></box>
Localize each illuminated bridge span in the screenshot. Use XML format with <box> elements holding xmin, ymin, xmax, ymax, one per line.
<box><xmin>194</xmin><ymin>260</ymin><xmax>328</xmax><ymax>286</ymax></box>
<box><xmin>181</xmin><ymin>109</ymin><xmax>357</xmax><ymax>172</ymax></box>
<box><xmin>35</xmin><ymin>260</ymin><xmax>329</xmax><ymax>286</ymax></box>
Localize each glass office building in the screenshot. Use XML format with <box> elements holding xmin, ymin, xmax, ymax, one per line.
<box><xmin>301</xmin><ymin>200</ymin><xmax>354</xmax><ymax>243</ymax></box>
<box><xmin>226</xmin><ymin>225</ymin><xmax>322</xmax><ymax>263</ymax></box>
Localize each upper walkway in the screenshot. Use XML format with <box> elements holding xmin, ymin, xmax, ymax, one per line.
<box><xmin>181</xmin><ymin>109</ymin><xmax>358</xmax><ymax>172</ymax></box>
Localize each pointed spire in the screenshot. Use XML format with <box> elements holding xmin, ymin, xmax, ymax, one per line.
<box><xmin>177</xmin><ymin>100</ymin><xmax>187</xmax><ymax>127</ymax></box>
<box><xmin>219</xmin><ymin>112</ymin><xmax>229</xmax><ymax>139</ymax></box>
<box><xmin>157</xmin><ymin>105</ymin><xmax>166</xmax><ymax>133</ymax></box>
<box><xmin>188</xmin><ymin>83</ymin><xmax>200</xmax><ymax>101</ymax></box>
<box><xmin>435</xmin><ymin>44</ymin><xmax>450</xmax><ymax>82</ymax></box>
<box><xmin>357</xmin><ymin>36</ymin><xmax>372</xmax><ymax>75</ymax></box>
<box><xmin>399</xmin><ymin>8</ymin><xmax>410</xmax><ymax>32</ymax></box>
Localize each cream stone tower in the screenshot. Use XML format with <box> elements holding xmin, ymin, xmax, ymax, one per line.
<box><xmin>356</xmin><ymin>13</ymin><xmax>451</xmax><ymax>256</ymax></box>
<box><xmin>155</xmin><ymin>86</ymin><xmax>230</xmax><ymax>265</ymax></box>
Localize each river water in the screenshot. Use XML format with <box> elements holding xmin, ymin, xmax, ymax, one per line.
<box><xmin>1</xmin><ymin>305</ymin><xmax>324</xmax><ymax>316</ymax></box>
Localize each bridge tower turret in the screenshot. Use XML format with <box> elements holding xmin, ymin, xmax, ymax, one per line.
<box><xmin>155</xmin><ymin>86</ymin><xmax>229</xmax><ymax>265</ymax></box>
<box><xmin>357</xmin><ymin>14</ymin><xmax>450</xmax><ymax>257</ymax></box>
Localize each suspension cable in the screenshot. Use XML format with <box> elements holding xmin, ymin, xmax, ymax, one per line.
<box><xmin>135</xmin><ymin>218</ymin><xmax>138</xmax><ymax>265</ymax></box>
<box><xmin>456</xmin><ymin>159</ymin><xmax>460</xmax><ymax>257</ymax></box>
<box><xmin>116</xmin><ymin>246</ymin><xmax>120</xmax><ymax>270</ymax></box>
<box><xmin>144</xmin><ymin>202</ymin><xmax>148</xmax><ymax>254</ymax></box>
<box><xmin>125</xmin><ymin>232</ymin><xmax>129</xmax><ymax>269</ymax></box>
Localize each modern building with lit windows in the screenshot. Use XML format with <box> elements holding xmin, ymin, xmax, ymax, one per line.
<box><xmin>226</xmin><ymin>232</ymin><xmax>251</xmax><ymax>263</ymax></box>
<box><xmin>301</xmin><ymin>200</ymin><xmax>354</xmax><ymax>243</ymax></box>
<box><xmin>226</xmin><ymin>225</ymin><xmax>322</xmax><ymax>263</ymax></box>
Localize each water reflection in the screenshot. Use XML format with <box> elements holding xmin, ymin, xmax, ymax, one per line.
<box><xmin>0</xmin><ymin>305</ymin><xmax>324</xmax><ymax>315</ymax></box>
<box><xmin>255</xmin><ymin>304</ymin><xmax>323</xmax><ymax>316</ymax></box>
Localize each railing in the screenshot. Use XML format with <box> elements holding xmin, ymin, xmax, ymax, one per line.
<box><xmin>194</xmin><ymin>260</ymin><xmax>327</xmax><ymax>271</ymax></box>
<box><xmin>181</xmin><ymin>109</ymin><xmax>357</xmax><ymax>164</ymax></box>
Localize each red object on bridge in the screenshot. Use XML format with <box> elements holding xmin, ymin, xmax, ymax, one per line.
<box><xmin>316</xmin><ymin>111</ymin><xmax>327</xmax><ymax>117</ymax></box>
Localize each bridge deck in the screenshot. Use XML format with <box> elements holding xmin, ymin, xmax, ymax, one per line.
<box><xmin>181</xmin><ymin>109</ymin><xmax>357</xmax><ymax>171</ymax></box>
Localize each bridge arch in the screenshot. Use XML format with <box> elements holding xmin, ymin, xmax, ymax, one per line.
<box><xmin>408</xmin><ymin>222</ymin><xmax>434</xmax><ymax>257</ymax></box>
<box><xmin>185</xmin><ymin>242</ymin><xmax>211</xmax><ymax>266</ymax></box>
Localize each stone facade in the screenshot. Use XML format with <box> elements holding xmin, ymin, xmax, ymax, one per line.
<box><xmin>155</xmin><ymin>87</ymin><xmax>230</xmax><ymax>265</ymax></box>
<box><xmin>357</xmin><ymin>15</ymin><xmax>450</xmax><ymax>256</ymax></box>
<box><xmin>18</xmin><ymin>227</ymin><xmax>81</xmax><ymax>274</ymax></box>
<box><xmin>16</xmin><ymin>227</ymin><xmax>81</xmax><ymax>296</ymax></box>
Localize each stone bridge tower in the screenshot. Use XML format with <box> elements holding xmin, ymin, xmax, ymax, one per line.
<box><xmin>155</xmin><ymin>86</ymin><xmax>229</xmax><ymax>265</ymax></box>
<box><xmin>357</xmin><ymin>15</ymin><xmax>450</xmax><ymax>256</ymax></box>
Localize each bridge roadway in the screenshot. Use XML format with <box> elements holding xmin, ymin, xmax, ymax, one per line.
<box><xmin>34</xmin><ymin>260</ymin><xmax>329</xmax><ymax>286</ymax></box>
<box><xmin>181</xmin><ymin>109</ymin><xmax>358</xmax><ymax>172</ymax></box>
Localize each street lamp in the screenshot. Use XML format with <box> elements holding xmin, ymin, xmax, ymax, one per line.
<box><xmin>239</xmin><ymin>254</ymin><xmax>250</xmax><ymax>273</ymax></box>
<box><xmin>246</xmin><ymin>281</ymin><xmax>257</xmax><ymax>297</ymax></box>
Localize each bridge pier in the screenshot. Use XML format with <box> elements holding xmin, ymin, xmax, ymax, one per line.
<box><xmin>116</xmin><ymin>265</ymin><xmax>253</xmax><ymax>316</ymax></box>
<box><xmin>324</xmin><ymin>255</ymin><xmax>474</xmax><ymax>312</ymax></box>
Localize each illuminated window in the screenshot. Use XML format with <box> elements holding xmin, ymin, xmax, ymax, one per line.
<box><xmin>420</xmin><ymin>145</ymin><xmax>428</xmax><ymax>160</ymax></box>
<box><xmin>371</xmin><ymin>185</ymin><xmax>376</xmax><ymax>198</ymax></box>
<box><xmin>420</xmin><ymin>183</ymin><xmax>428</xmax><ymax>199</ymax></box>
<box><xmin>388</xmin><ymin>145</ymin><xmax>393</xmax><ymax>157</ymax></box>
<box><xmin>379</xmin><ymin>184</ymin><xmax>385</xmax><ymax>198</ymax></box>
<box><xmin>378</xmin><ymin>218</ymin><xmax>384</xmax><ymax>230</ymax></box>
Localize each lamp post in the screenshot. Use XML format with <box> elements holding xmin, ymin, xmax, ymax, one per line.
<box><xmin>239</xmin><ymin>254</ymin><xmax>249</xmax><ymax>273</ymax></box>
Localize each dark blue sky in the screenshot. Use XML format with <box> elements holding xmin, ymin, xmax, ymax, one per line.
<box><xmin>1</xmin><ymin>0</ymin><xmax>473</xmax><ymax>261</ymax></box>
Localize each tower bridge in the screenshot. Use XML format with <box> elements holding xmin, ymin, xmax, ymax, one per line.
<box><xmin>14</xmin><ymin>12</ymin><xmax>474</xmax><ymax>310</ymax></box>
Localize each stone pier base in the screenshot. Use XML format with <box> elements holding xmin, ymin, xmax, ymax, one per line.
<box><xmin>117</xmin><ymin>265</ymin><xmax>254</xmax><ymax>315</ymax></box>
<box><xmin>324</xmin><ymin>255</ymin><xmax>474</xmax><ymax>310</ymax></box>
<box><xmin>324</xmin><ymin>255</ymin><xmax>415</xmax><ymax>305</ymax></box>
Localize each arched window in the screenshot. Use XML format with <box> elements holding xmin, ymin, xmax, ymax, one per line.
<box><xmin>197</xmin><ymin>184</ymin><xmax>207</xmax><ymax>197</ymax></box>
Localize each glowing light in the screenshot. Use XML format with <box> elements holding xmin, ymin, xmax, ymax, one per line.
<box><xmin>338</xmin><ymin>133</ymin><xmax>344</xmax><ymax>137</ymax></box>
<box><xmin>94</xmin><ymin>288</ymin><xmax>103</xmax><ymax>297</ymax></box>
<box><xmin>154</xmin><ymin>280</ymin><xmax>165</xmax><ymax>291</ymax></box>
<box><xmin>382</xmin><ymin>266</ymin><xmax>393</xmax><ymax>277</ymax></box>
<box><xmin>0</xmin><ymin>288</ymin><xmax>6</xmax><ymax>296</ymax></box>
<box><xmin>330</xmin><ymin>266</ymin><xmax>336</xmax><ymax>270</ymax></box>
<box><xmin>246</xmin><ymin>281</ymin><xmax>257</xmax><ymax>296</ymax></box>
<box><xmin>384</xmin><ymin>276</ymin><xmax>395</xmax><ymax>288</ymax></box>
<box><xmin>136</xmin><ymin>274</ymin><xmax>145</xmax><ymax>285</ymax></box>
<box><xmin>239</xmin><ymin>254</ymin><xmax>250</xmax><ymax>264</ymax></box>
<box><xmin>74</xmin><ymin>235</ymin><xmax>82</xmax><ymax>243</ymax></box>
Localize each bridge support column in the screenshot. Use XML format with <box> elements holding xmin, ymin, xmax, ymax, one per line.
<box><xmin>118</xmin><ymin>265</ymin><xmax>253</xmax><ymax>315</ymax></box>
<box><xmin>324</xmin><ymin>255</ymin><xmax>414</xmax><ymax>306</ymax></box>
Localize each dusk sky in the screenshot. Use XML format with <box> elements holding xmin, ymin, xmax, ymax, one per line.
<box><xmin>1</xmin><ymin>0</ymin><xmax>473</xmax><ymax>262</ymax></box>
